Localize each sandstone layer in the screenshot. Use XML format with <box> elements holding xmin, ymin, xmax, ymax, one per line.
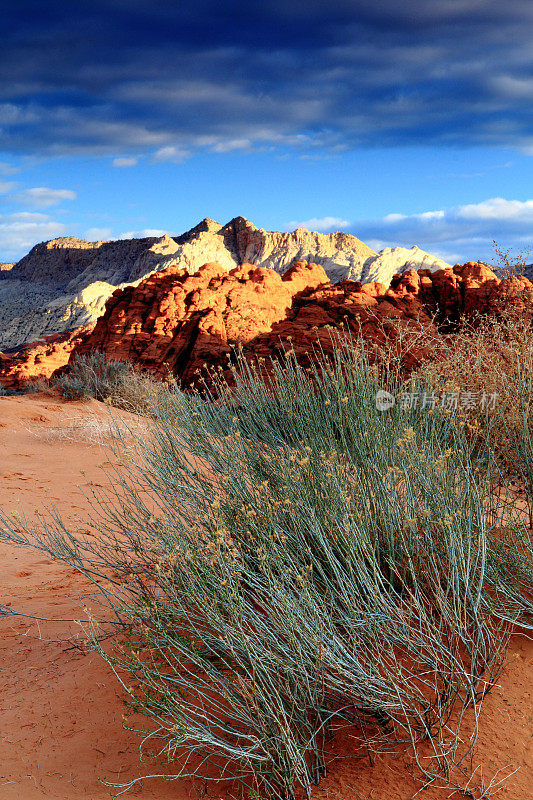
<box><xmin>0</xmin><ymin>234</ymin><xmax>181</xmax><ymax>351</ymax></box>
<box><xmin>0</xmin><ymin>328</ymin><xmax>93</xmax><ymax>391</ymax></box>
<box><xmin>56</xmin><ymin>260</ymin><xmax>533</xmax><ymax>387</ymax></box>
<box><xmin>3</xmin><ymin>259</ymin><xmax>532</xmax><ymax>391</ymax></box>
<box><xmin>0</xmin><ymin>217</ymin><xmax>450</xmax><ymax>351</ymax></box>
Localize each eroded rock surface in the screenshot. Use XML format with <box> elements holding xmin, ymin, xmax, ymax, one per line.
<box><xmin>65</xmin><ymin>261</ymin><xmax>533</xmax><ymax>385</ymax></box>
<box><xmin>0</xmin><ymin>327</ymin><xmax>93</xmax><ymax>390</ymax></box>
<box><xmin>2</xmin><ymin>259</ymin><xmax>532</xmax><ymax>391</ymax></box>
<box><xmin>0</xmin><ymin>217</ymin><xmax>450</xmax><ymax>351</ymax></box>
<box><xmin>0</xmin><ymin>235</ymin><xmax>182</xmax><ymax>351</ymax></box>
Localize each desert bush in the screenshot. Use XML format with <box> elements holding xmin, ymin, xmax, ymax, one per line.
<box><xmin>54</xmin><ymin>350</ymin><xmax>134</xmax><ymax>401</ymax></box>
<box><xmin>479</xmin><ymin>365</ymin><xmax>533</xmax><ymax>629</ymax></box>
<box><xmin>53</xmin><ymin>350</ymin><xmax>173</xmax><ymax>415</ymax></box>
<box><xmin>411</xmin><ymin>242</ymin><xmax>533</xmax><ymax>474</ymax></box>
<box><xmin>414</xmin><ymin>311</ymin><xmax>533</xmax><ymax>474</ymax></box>
<box><xmin>0</xmin><ymin>384</ymin><xmax>36</xmax><ymax>396</ymax></box>
<box><xmin>491</xmin><ymin>241</ymin><xmax>532</xmax><ymax>280</ymax></box>
<box><xmin>107</xmin><ymin>370</ymin><xmax>176</xmax><ymax>416</ymax></box>
<box><xmin>0</xmin><ymin>336</ymin><xmax>521</xmax><ymax>800</ymax></box>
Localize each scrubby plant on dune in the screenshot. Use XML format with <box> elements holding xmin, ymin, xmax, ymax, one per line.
<box><xmin>52</xmin><ymin>349</ymin><xmax>171</xmax><ymax>414</ymax></box>
<box><xmin>0</xmin><ymin>385</ymin><xmax>35</xmax><ymax>396</ymax></box>
<box><xmin>414</xmin><ymin>311</ymin><xmax>533</xmax><ymax>477</ymax></box>
<box><xmin>54</xmin><ymin>350</ymin><xmax>134</xmax><ymax>401</ymax></box>
<box><xmin>1</xmin><ymin>337</ymin><xmax>532</xmax><ymax>799</ymax></box>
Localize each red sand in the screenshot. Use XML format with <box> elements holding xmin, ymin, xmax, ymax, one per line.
<box><xmin>0</xmin><ymin>394</ymin><xmax>531</xmax><ymax>800</ymax></box>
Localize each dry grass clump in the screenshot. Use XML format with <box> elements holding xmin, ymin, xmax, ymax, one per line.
<box><xmin>106</xmin><ymin>370</ymin><xmax>175</xmax><ymax>416</ymax></box>
<box><xmin>52</xmin><ymin>350</ymin><xmax>173</xmax><ymax>416</ymax></box>
<box><xmin>53</xmin><ymin>350</ymin><xmax>134</xmax><ymax>401</ymax></box>
<box><xmin>414</xmin><ymin>311</ymin><xmax>533</xmax><ymax>474</ymax></box>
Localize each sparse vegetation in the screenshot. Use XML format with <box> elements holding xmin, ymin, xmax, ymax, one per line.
<box><xmin>491</xmin><ymin>241</ymin><xmax>532</xmax><ymax>280</ymax></box>
<box><xmin>2</xmin><ymin>333</ymin><xmax>533</xmax><ymax>800</ymax></box>
<box><xmin>414</xmin><ymin>311</ymin><xmax>533</xmax><ymax>477</ymax></box>
<box><xmin>53</xmin><ymin>351</ymin><xmax>135</xmax><ymax>401</ymax></box>
<box><xmin>0</xmin><ymin>385</ymin><xmax>36</xmax><ymax>397</ymax></box>
<box><xmin>4</xmin><ymin>246</ymin><xmax>533</xmax><ymax>799</ymax></box>
<box><xmin>52</xmin><ymin>350</ymin><xmax>173</xmax><ymax>415</ymax></box>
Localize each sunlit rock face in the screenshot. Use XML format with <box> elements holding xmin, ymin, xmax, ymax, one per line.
<box><xmin>0</xmin><ymin>216</ymin><xmax>450</xmax><ymax>351</ymax></box>
<box><xmin>3</xmin><ymin>258</ymin><xmax>532</xmax><ymax>391</ymax></box>
<box><xmin>0</xmin><ymin>234</ymin><xmax>182</xmax><ymax>351</ymax></box>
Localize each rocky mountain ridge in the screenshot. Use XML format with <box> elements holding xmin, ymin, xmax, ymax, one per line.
<box><xmin>0</xmin><ymin>217</ymin><xmax>451</xmax><ymax>351</ymax></box>
<box><xmin>2</xmin><ymin>258</ymin><xmax>532</xmax><ymax>391</ymax></box>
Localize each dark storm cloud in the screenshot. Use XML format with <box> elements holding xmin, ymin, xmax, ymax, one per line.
<box><xmin>1</xmin><ymin>0</ymin><xmax>532</xmax><ymax>156</ymax></box>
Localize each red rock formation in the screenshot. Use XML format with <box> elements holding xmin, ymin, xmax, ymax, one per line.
<box><xmin>0</xmin><ymin>327</ymin><xmax>93</xmax><ymax>390</ymax></box>
<box><xmin>67</xmin><ymin>258</ymin><xmax>533</xmax><ymax>385</ymax></box>
<box><xmin>2</xmin><ymin>260</ymin><xmax>532</xmax><ymax>391</ymax></box>
<box><xmin>70</xmin><ymin>260</ymin><xmax>330</xmax><ymax>381</ymax></box>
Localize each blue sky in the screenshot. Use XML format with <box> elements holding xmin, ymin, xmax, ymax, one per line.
<box><xmin>1</xmin><ymin>0</ymin><xmax>532</xmax><ymax>265</ymax></box>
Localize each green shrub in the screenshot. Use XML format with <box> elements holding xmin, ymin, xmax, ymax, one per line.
<box><xmin>54</xmin><ymin>350</ymin><xmax>133</xmax><ymax>401</ymax></box>
<box><xmin>3</xmin><ymin>337</ymin><xmax>533</xmax><ymax>798</ymax></box>
<box><xmin>52</xmin><ymin>350</ymin><xmax>175</xmax><ymax>415</ymax></box>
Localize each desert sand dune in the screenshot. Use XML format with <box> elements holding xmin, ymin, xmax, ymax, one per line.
<box><xmin>0</xmin><ymin>395</ymin><xmax>193</xmax><ymax>800</ymax></box>
<box><xmin>0</xmin><ymin>394</ymin><xmax>532</xmax><ymax>800</ymax></box>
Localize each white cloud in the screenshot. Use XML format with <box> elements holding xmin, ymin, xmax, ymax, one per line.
<box><xmin>375</xmin><ymin>199</ymin><xmax>533</xmax><ymax>230</ymax></box>
<box><xmin>210</xmin><ymin>138</ymin><xmax>252</xmax><ymax>153</ymax></box>
<box><xmin>383</xmin><ymin>213</ymin><xmax>407</xmax><ymax>223</ymax></box>
<box><xmin>84</xmin><ymin>227</ymin><xmax>113</xmax><ymax>241</ymax></box>
<box><xmin>112</xmin><ymin>156</ymin><xmax>138</xmax><ymax>167</ymax></box>
<box><xmin>457</xmin><ymin>197</ymin><xmax>533</xmax><ymax>222</ymax></box>
<box><xmin>286</xmin><ymin>216</ymin><xmax>351</xmax><ymax>232</ymax></box>
<box><xmin>15</xmin><ymin>187</ymin><xmax>77</xmax><ymax>208</ymax></box>
<box><xmin>152</xmin><ymin>146</ymin><xmax>190</xmax><ymax>163</ymax></box>
<box><xmin>419</xmin><ymin>210</ymin><xmax>446</xmax><ymax>220</ymax></box>
<box><xmin>381</xmin><ymin>209</ymin><xmax>447</xmax><ymax>226</ymax></box>
<box><xmin>351</xmin><ymin>197</ymin><xmax>533</xmax><ymax>264</ymax></box>
<box><xmin>0</xmin><ymin>212</ymin><xmax>67</xmax><ymax>258</ymax></box>
<box><xmin>365</xmin><ymin>239</ymin><xmax>390</xmax><ymax>251</ymax></box>
<box><xmin>491</xmin><ymin>75</ymin><xmax>533</xmax><ymax>100</ymax></box>
<box><xmin>119</xmin><ymin>229</ymin><xmax>167</xmax><ymax>239</ymax></box>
